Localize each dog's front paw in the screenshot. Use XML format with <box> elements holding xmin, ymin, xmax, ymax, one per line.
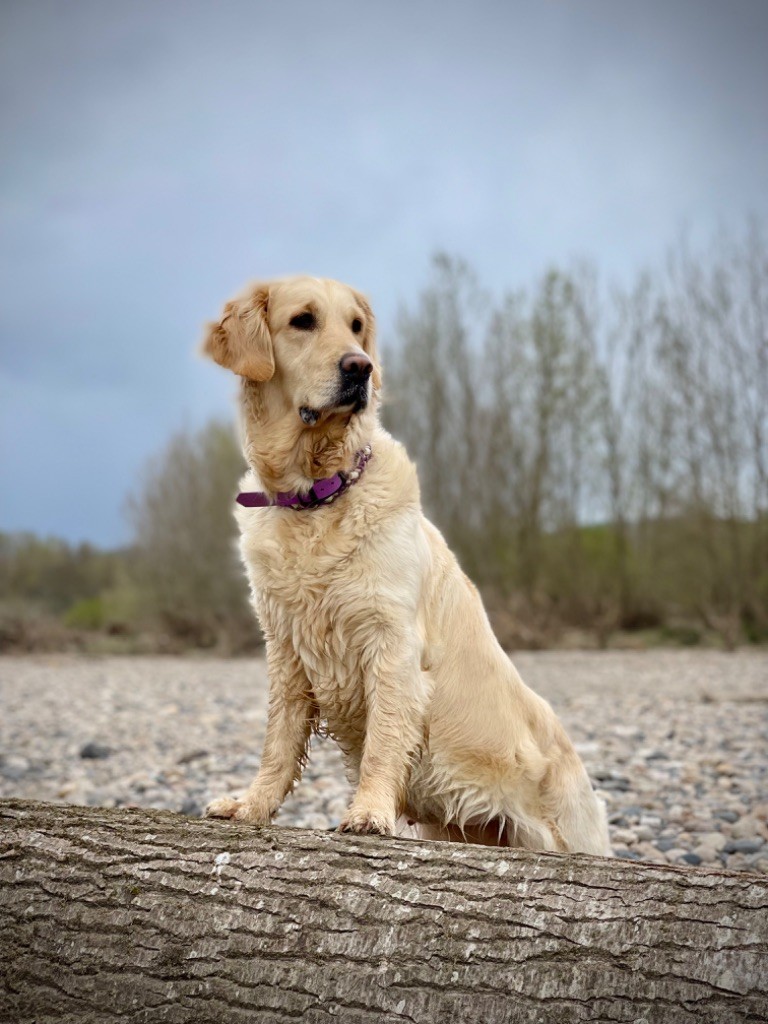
<box><xmin>338</xmin><ymin>805</ymin><xmax>396</xmax><ymax>836</ymax></box>
<box><xmin>204</xmin><ymin>795</ymin><xmax>242</xmax><ymax>820</ymax></box>
<box><xmin>204</xmin><ymin>795</ymin><xmax>273</xmax><ymax>826</ymax></box>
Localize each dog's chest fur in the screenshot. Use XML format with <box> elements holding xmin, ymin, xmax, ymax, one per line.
<box><xmin>242</xmin><ymin>509</ymin><xmax>383</xmax><ymax>756</ymax></box>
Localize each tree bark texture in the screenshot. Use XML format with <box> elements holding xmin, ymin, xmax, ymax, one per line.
<box><xmin>1</xmin><ymin>799</ymin><xmax>766</xmax><ymax>1023</ymax></box>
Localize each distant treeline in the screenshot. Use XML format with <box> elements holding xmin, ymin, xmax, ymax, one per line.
<box><xmin>0</xmin><ymin>422</ymin><xmax>255</xmax><ymax>654</ymax></box>
<box><xmin>384</xmin><ymin>223</ymin><xmax>767</xmax><ymax>649</ymax></box>
<box><xmin>1</xmin><ymin>223</ymin><xmax>765</xmax><ymax>652</ymax></box>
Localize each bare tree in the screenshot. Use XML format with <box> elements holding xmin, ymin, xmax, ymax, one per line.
<box><xmin>127</xmin><ymin>420</ymin><xmax>255</xmax><ymax>650</ymax></box>
<box><xmin>384</xmin><ymin>254</ymin><xmax>488</xmax><ymax>568</ymax></box>
<box><xmin>380</xmin><ymin>224</ymin><xmax>768</xmax><ymax>647</ymax></box>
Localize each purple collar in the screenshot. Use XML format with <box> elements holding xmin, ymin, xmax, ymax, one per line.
<box><xmin>237</xmin><ymin>445</ymin><xmax>373</xmax><ymax>511</ymax></box>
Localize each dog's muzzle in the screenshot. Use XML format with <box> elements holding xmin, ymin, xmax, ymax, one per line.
<box><xmin>300</xmin><ymin>352</ymin><xmax>373</xmax><ymax>425</ymax></box>
<box><xmin>336</xmin><ymin>351</ymin><xmax>373</xmax><ymax>411</ymax></box>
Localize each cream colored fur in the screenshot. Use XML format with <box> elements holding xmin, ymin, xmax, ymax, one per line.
<box><xmin>202</xmin><ymin>276</ymin><xmax>611</xmax><ymax>856</ymax></box>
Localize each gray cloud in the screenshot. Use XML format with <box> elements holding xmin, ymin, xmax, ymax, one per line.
<box><xmin>1</xmin><ymin>0</ymin><xmax>767</xmax><ymax>543</ymax></box>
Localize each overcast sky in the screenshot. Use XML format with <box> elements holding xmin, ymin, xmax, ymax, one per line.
<box><xmin>1</xmin><ymin>0</ymin><xmax>767</xmax><ymax>546</ymax></box>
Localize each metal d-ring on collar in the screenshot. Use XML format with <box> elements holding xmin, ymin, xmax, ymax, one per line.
<box><xmin>236</xmin><ymin>445</ymin><xmax>373</xmax><ymax>511</ymax></box>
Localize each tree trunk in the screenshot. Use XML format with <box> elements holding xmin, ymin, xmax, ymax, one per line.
<box><xmin>1</xmin><ymin>800</ymin><xmax>766</xmax><ymax>1023</ymax></box>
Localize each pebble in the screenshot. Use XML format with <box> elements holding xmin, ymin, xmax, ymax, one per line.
<box><xmin>177</xmin><ymin>749</ymin><xmax>209</xmax><ymax>765</ymax></box>
<box><xmin>0</xmin><ymin>755</ymin><xmax>30</xmax><ymax>780</ymax></box>
<box><xmin>714</xmin><ymin>809</ymin><xmax>740</xmax><ymax>823</ymax></box>
<box><xmin>655</xmin><ymin>838</ymin><xmax>679</xmax><ymax>852</ymax></box>
<box><xmin>0</xmin><ymin>650</ymin><xmax>766</xmax><ymax>874</ymax></box>
<box><xmin>692</xmin><ymin>845</ymin><xmax>720</xmax><ymax>864</ymax></box>
<box><xmin>696</xmin><ymin>831</ymin><xmax>727</xmax><ymax>851</ymax></box>
<box><xmin>611</xmin><ymin>828</ymin><xmax>638</xmax><ymax>845</ymax></box>
<box><xmin>664</xmin><ymin>848</ymin><xmax>689</xmax><ymax>863</ymax></box>
<box><xmin>724</xmin><ymin>838</ymin><xmax>764</xmax><ymax>855</ymax></box>
<box><xmin>730</xmin><ymin>815</ymin><xmax>761</xmax><ymax>840</ymax></box>
<box><xmin>640</xmin><ymin>815</ymin><xmax>663</xmax><ymax>829</ymax></box>
<box><xmin>80</xmin><ymin>742</ymin><xmax>112</xmax><ymax>760</ymax></box>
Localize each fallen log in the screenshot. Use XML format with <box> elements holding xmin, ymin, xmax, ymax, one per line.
<box><xmin>1</xmin><ymin>799</ymin><xmax>766</xmax><ymax>1023</ymax></box>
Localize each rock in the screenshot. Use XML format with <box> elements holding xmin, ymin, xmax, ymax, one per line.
<box><xmin>0</xmin><ymin>756</ymin><xmax>30</xmax><ymax>780</ymax></box>
<box><xmin>655</xmin><ymin>838</ymin><xmax>679</xmax><ymax>852</ymax></box>
<box><xmin>695</xmin><ymin>832</ymin><xmax>727</xmax><ymax>852</ymax></box>
<box><xmin>574</xmin><ymin>742</ymin><xmax>600</xmax><ymax>756</ymax></box>
<box><xmin>612</xmin><ymin>828</ymin><xmax>638</xmax><ymax>846</ymax></box>
<box><xmin>79</xmin><ymin>742</ymin><xmax>112</xmax><ymax>760</ymax></box>
<box><xmin>681</xmin><ymin>852</ymin><xmax>702</xmax><ymax>866</ymax></box>
<box><xmin>730</xmin><ymin>815</ymin><xmax>760</xmax><ymax>840</ymax></box>
<box><xmin>634</xmin><ymin>842</ymin><xmax>666</xmax><ymax>862</ymax></box>
<box><xmin>612</xmin><ymin>726</ymin><xmax>645</xmax><ymax>741</ymax></box>
<box><xmin>714</xmin><ymin>809</ymin><xmax>740</xmax><ymax>823</ymax></box>
<box><xmin>684</xmin><ymin>818</ymin><xmax>718</xmax><ymax>833</ymax></box>
<box><xmin>664</xmin><ymin>848</ymin><xmax>688</xmax><ymax>863</ymax></box>
<box><xmin>724</xmin><ymin>852</ymin><xmax>750</xmax><ymax>870</ymax></box>
<box><xmin>601</xmin><ymin>778</ymin><xmax>632</xmax><ymax>792</ymax></box>
<box><xmin>621</xmin><ymin>805</ymin><xmax>645</xmax><ymax>819</ymax></box>
<box><xmin>724</xmin><ymin>838</ymin><xmax>765</xmax><ymax>855</ymax></box>
<box><xmin>86</xmin><ymin>789</ymin><xmax>116</xmax><ymax>807</ymax></box>
<box><xmin>60</xmin><ymin>785</ymin><xmax>88</xmax><ymax>805</ymax></box>
<box><xmin>327</xmin><ymin>797</ymin><xmax>350</xmax><ymax>819</ymax></box>
<box><xmin>593</xmin><ymin>768</ymin><xmax>629</xmax><ymax>783</ymax></box>
<box><xmin>177</xmin><ymin>749</ymin><xmax>209</xmax><ymax>765</ymax></box>
<box><xmin>126</xmin><ymin>773</ymin><xmax>152</xmax><ymax>793</ymax></box>
<box><xmin>301</xmin><ymin>813</ymin><xmax>335</xmax><ymax>830</ymax></box>
<box><xmin>692</xmin><ymin>844</ymin><xmax>720</xmax><ymax>864</ymax></box>
<box><xmin>180</xmin><ymin>797</ymin><xmax>203</xmax><ymax>817</ymax></box>
<box><xmin>640</xmin><ymin>814</ymin><xmax>663</xmax><ymax>829</ymax></box>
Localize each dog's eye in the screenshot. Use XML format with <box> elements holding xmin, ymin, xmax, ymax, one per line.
<box><xmin>289</xmin><ymin>312</ymin><xmax>316</xmax><ymax>331</ymax></box>
<box><xmin>351</xmin><ymin>318</ymin><xmax>363</xmax><ymax>334</ymax></box>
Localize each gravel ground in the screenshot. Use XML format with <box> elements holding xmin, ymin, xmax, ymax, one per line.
<box><xmin>1</xmin><ymin>651</ymin><xmax>766</xmax><ymax>871</ymax></box>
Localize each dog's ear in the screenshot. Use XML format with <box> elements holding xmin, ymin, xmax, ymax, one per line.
<box><xmin>352</xmin><ymin>290</ymin><xmax>382</xmax><ymax>391</ymax></box>
<box><xmin>201</xmin><ymin>283</ymin><xmax>274</xmax><ymax>382</ymax></box>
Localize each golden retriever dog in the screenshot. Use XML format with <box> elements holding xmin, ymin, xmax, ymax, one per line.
<box><xmin>202</xmin><ymin>275</ymin><xmax>611</xmax><ymax>855</ymax></box>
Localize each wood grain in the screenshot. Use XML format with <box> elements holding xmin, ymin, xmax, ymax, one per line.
<box><xmin>1</xmin><ymin>799</ymin><xmax>766</xmax><ymax>1023</ymax></box>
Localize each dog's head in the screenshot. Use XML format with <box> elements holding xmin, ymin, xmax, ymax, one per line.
<box><xmin>202</xmin><ymin>276</ymin><xmax>381</xmax><ymax>428</ymax></box>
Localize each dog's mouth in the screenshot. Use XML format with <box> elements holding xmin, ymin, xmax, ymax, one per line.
<box><xmin>299</xmin><ymin>381</ymin><xmax>369</xmax><ymax>427</ymax></box>
<box><xmin>336</xmin><ymin>380</ymin><xmax>370</xmax><ymax>412</ymax></box>
<box><xmin>300</xmin><ymin>406</ymin><xmax>321</xmax><ymax>425</ymax></box>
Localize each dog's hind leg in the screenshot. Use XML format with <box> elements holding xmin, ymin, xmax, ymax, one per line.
<box><xmin>538</xmin><ymin>758</ymin><xmax>612</xmax><ymax>856</ymax></box>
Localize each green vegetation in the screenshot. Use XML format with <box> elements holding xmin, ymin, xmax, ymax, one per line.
<box><xmin>0</xmin><ymin>423</ymin><xmax>256</xmax><ymax>654</ymax></box>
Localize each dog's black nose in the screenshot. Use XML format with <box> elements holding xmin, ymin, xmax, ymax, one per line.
<box><xmin>339</xmin><ymin>352</ymin><xmax>373</xmax><ymax>379</ymax></box>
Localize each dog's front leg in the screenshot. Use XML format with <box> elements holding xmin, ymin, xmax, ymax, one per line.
<box><xmin>205</xmin><ymin>643</ymin><xmax>313</xmax><ymax>825</ymax></box>
<box><xmin>340</xmin><ymin>630</ymin><xmax>429</xmax><ymax>836</ymax></box>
